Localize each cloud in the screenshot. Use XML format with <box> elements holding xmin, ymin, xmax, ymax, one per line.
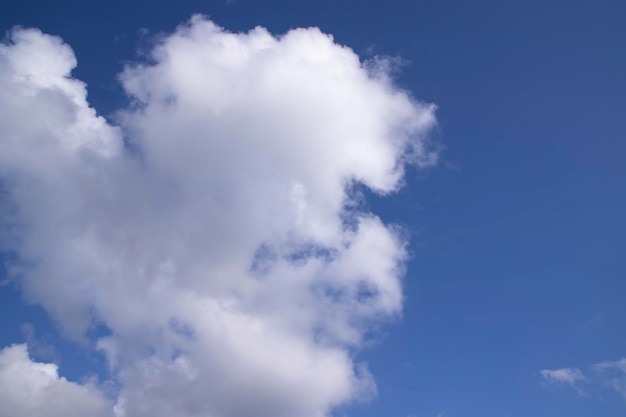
<box><xmin>0</xmin><ymin>344</ymin><xmax>112</xmax><ymax>417</ymax></box>
<box><xmin>591</xmin><ymin>358</ymin><xmax>626</xmax><ymax>399</ymax></box>
<box><xmin>540</xmin><ymin>368</ymin><xmax>586</xmax><ymax>386</ymax></box>
<box><xmin>0</xmin><ymin>16</ymin><xmax>436</xmax><ymax>417</ymax></box>
<box><xmin>540</xmin><ymin>358</ymin><xmax>626</xmax><ymax>400</ymax></box>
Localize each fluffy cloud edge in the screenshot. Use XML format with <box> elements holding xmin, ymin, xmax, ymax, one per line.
<box><xmin>0</xmin><ymin>344</ymin><xmax>113</xmax><ymax>417</ymax></box>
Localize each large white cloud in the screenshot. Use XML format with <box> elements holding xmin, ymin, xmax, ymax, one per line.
<box><xmin>0</xmin><ymin>16</ymin><xmax>436</xmax><ymax>417</ymax></box>
<box><xmin>0</xmin><ymin>344</ymin><xmax>112</xmax><ymax>417</ymax></box>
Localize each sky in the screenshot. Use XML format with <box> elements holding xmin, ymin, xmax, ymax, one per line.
<box><xmin>0</xmin><ymin>1</ymin><xmax>624</xmax><ymax>417</ymax></box>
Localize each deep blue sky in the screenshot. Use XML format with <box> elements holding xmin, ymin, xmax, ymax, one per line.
<box><xmin>1</xmin><ymin>1</ymin><xmax>625</xmax><ymax>416</ymax></box>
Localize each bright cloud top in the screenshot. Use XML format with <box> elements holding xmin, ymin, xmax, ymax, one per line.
<box><xmin>0</xmin><ymin>16</ymin><xmax>436</xmax><ymax>417</ymax></box>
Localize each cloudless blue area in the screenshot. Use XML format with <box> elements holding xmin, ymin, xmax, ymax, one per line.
<box><xmin>1</xmin><ymin>1</ymin><xmax>624</xmax><ymax>416</ymax></box>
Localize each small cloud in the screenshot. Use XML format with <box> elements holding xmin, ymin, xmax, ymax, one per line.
<box><xmin>540</xmin><ymin>357</ymin><xmax>626</xmax><ymax>400</ymax></box>
<box><xmin>540</xmin><ymin>367</ymin><xmax>586</xmax><ymax>386</ymax></box>
<box><xmin>591</xmin><ymin>358</ymin><xmax>626</xmax><ymax>399</ymax></box>
<box><xmin>591</xmin><ymin>357</ymin><xmax>626</xmax><ymax>373</ymax></box>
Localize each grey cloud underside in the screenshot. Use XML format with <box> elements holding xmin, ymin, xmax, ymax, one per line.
<box><xmin>0</xmin><ymin>16</ymin><xmax>436</xmax><ymax>417</ymax></box>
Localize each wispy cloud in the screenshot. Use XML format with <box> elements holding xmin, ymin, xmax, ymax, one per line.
<box><xmin>540</xmin><ymin>367</ymin><xmax>586</xmax><ymax>386</ymax></box>
<box><xmin>591</xmin><ymin>358</ymin><xmax>626</xmax><ymax>399</ymax></box>
<box><xmin>540</xmin><ymin>357</ymin><xmax>626</xmax><ymax>400</ymax></box>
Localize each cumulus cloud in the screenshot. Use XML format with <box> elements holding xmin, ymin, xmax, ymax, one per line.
<box><xmin>0</xmin><ymin>344</ymin><xmax>112</xmax><ymax>417</ymax></box>
<box><xmin>540</xmin><ymin>357</ymin><xmax>626</xmax><ymax>400</ymax></box>
<box><xmin>0</xmin><ymin>16</ymin><xmax>436</xmax><ymax>417</ymax></box>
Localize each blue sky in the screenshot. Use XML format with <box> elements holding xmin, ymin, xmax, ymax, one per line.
<box><xmin>0</xmin><ymin>1</ymin><xmax>624</xmax><ymax>417</ymax></box>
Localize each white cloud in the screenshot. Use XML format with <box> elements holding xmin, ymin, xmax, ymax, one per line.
<box><xmin>540</xmin><ymin>367</ymin><xmax>586</xmax><ymax>386</ymax></box>
<box><xmin>541</xmin><ymin>357</ymin><xmax>626</xmax><ymax>401</ymax></box>
<box><xmin>0</xmin><ymin>16</ymin><xmax>436</xmax><ymax>417</ymax></box>
<box><xmin>0</xmin><ymin>344</ymin><xmax>112</xmax><ymax>417</ymax></box>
